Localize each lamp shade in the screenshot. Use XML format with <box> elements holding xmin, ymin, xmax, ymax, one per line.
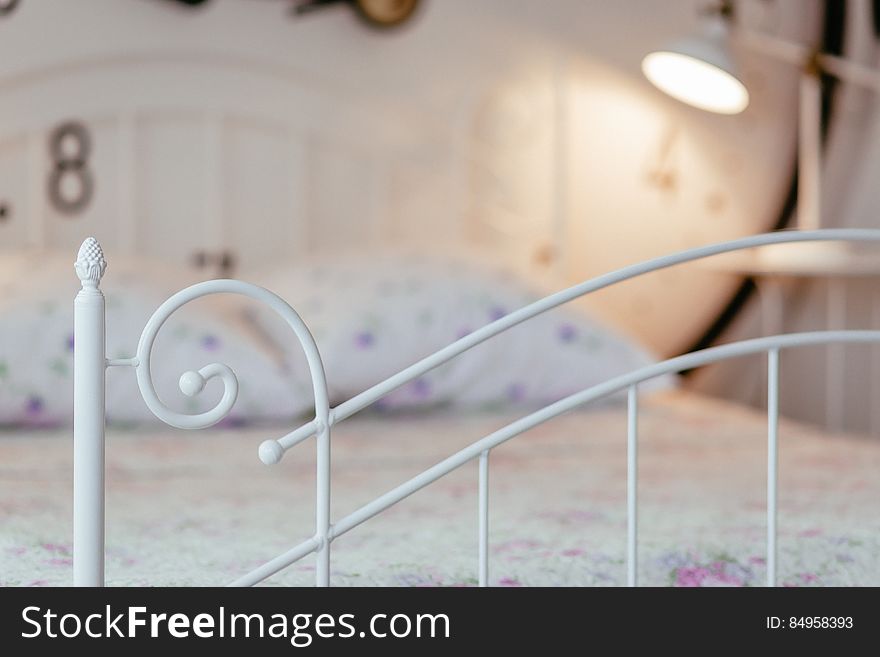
<box><xmin>642</xmin><ymin>21</ymin><xmax>749</xmax><ymax>115</ymax></box>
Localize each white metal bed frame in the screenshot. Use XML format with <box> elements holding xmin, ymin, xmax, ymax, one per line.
<box><xmin>71</xmin><ymin>229</ymin><xmax>880</xmax><ymax>588</ymax></box>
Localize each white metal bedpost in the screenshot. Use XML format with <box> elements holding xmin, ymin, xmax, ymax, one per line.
<box><xmin>73</xmin><ymin>237</ymin><xmax>108</xmax><ymax>587</ymax></box>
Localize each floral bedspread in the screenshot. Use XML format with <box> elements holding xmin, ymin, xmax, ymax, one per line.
<box><xmin>2</xmin><ymin>391</ymin><xmax>878</xmax><ymax>587</ymax></box>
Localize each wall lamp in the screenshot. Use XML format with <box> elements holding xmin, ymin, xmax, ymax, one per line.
<box><xmin>642</xmin><ymin>1</ymin><xmax>880</xmax><ymax>231</ymax></box>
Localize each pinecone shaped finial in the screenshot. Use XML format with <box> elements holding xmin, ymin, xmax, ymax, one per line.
<box><xmin>74</xmin><ymin>237</ymin><xmax>107</xmax><ymax>287</ymax></box>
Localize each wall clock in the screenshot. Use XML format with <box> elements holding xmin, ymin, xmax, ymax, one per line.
<box><xmin>0</xmin><ymin>0</ymin><xmax>19</xmax><ymax>18</ymax></box>
<box><xmin>353</xmin><ymin>0</ymin><xmax>418</xmax><ymax>27</ymax></box>
<box><xmin>295</xmin><ymin>0</ymin><xmax>419</xmax><ymax>29</ymax></box>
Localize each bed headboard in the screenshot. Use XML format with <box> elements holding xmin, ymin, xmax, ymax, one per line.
<box><xmin>0</xmin><ymin>1</ymin><xmax>470</xmax><ymax>272</ymax></box>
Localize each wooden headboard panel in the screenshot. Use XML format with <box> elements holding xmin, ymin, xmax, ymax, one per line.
<box><xmin>0</xmin><ymin>53</ymin><xmax>463</xmax><ymax>270</ymax></box>
<box><xmin>0</xmin><ymin>0</ymin><xmax>471</xmax><ymax>271</ymax></box>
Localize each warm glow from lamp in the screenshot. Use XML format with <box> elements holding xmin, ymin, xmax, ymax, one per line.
<box><xmin>642</xmin><ymin>51</ymin><xmax>749</xmax><ymax>114</ymax></box>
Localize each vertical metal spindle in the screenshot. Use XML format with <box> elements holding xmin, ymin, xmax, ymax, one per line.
<box><xmin>825</xmin><ymin>279</ymin><xmax>846</xmax><ymax>431</ymax></box>
<box><xmin>316</xmin><ymin>424</ymin><xmax>331</xmax><ymax>587</ymax></box>
<box><xmin>872</xmin><ymin>289</ymin><xmax>880</xmax><ymax>436</ymax></box>
<box><xmin>478</xmin><ymin>450</ymin><xmax>490</xmax><ymax>587</ymax></box>
<box><xmin>767</xmin><ymin>348</ymin><xmax>780</xmax><ymax>587</ymax></box>
<box><xmin>627</xmin><ymin>384</ymin><xmax>638</xmax><ymax>587</ymax></box>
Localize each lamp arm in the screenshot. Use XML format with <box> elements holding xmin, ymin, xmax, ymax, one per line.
<box><xmin>816</xmin><ymin>53</ymin><xmax>880</xmax><ymax>92</ymax></box>
<box><xmin>732</xmin><ymin>28</ymin><xmax>809</xmax><ymax>67</ymax></box>
<box><xmin>734</xmin><ymin>27</ymin><xmax>880</xmax><ymax>91</ymax></box>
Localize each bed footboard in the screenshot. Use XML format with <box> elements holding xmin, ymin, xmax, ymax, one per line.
<box><xmin>71</xmin><ymin>229</ymin><xmax>880</xmax><ymax>587</ymax></box>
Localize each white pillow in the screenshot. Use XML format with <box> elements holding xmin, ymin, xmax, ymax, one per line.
<box><xmin>242</xmin><ymin>248</ymin><xmax>674</xmax><ymax>412</ymax></box>
<box><xmin>0</xmin><ymin>252</ymin><xmax>296</xmax><ymax>427</ymax></box>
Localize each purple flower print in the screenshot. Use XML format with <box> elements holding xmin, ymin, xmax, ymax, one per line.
<box><xmin>200</xmin><ymin>334</ymin><xmax>221</xmax><ymax>351</ymax></box>
<box><xmin>506</xmin><ymin>383</ymin><xmax>526</xmax><ymax>403</ymax></box>
<box><xmin>455</xmin><ymin>326</ymin><xmax>472</xmax><ymax>340</ymax></box>
<box><xmin>411</xmin><ymin>378</ymin><xmax>432</xmax><ymax>399</ymax></box>
<box><xmin>498</xmin><ymin>577</ymin><xmax>522</xmax><ymax>587</ymax></box>
<box><xmin>674</xmin><ymin>566</ymin><xmax>713</xmax><ymax>587</ymax></box>
<box><xmin>354</xmin><ymin>331</ymin><xmax>375</xmax><ymax>349</ymax></box>
<box><xmin>658</xmin><ymin>552</ymin><xmax>692</xmax><ymax>570</ymax></box>
<box><xmin>557</xmin><ymin>323</ymin><xmax>578</xmax><ymax>343</ymax></box>
<box><xmin>25</xmin><ymin>396</ymin><xmax>44</xmax><ymax>416</ymax></box>
<box><xmin>45</xmin><ymin>557</ymin><xmax>73</xmax><ymax>567</ymax></box>
<box><xmin>65</xmin><ymin>333</ymin><xmax>75</xmax><ymax>351</ymax></box>
<box><xmin>674</xmin><ymin>562</ymin><xmax>744</xmax><ymax>587</ymax></box>
<box><xmin>488</xmin><ymin>306</ymin><xmax>507</xmax><ymax>322</ymax></box>
<box><xmin>217</xmin><ymin>415</ymin><xmax>247</xmax><ymax>429</ymax></box>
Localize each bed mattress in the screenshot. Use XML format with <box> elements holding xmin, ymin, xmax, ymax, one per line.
<box><xmin>1</xmin><ymin>391</ymin><xmax>878</xmax><ymax>587</ymax></box>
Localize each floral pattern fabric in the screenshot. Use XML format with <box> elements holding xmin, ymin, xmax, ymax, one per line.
<box><xmin>2</xmin><ymin>391</ymin><xmax>878</xmax><ymax>587</ymax></box>
<box><xmin>243</xmin><ymin>248</ymin><xmax>672</xmax><ymax>412</ymax></box>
